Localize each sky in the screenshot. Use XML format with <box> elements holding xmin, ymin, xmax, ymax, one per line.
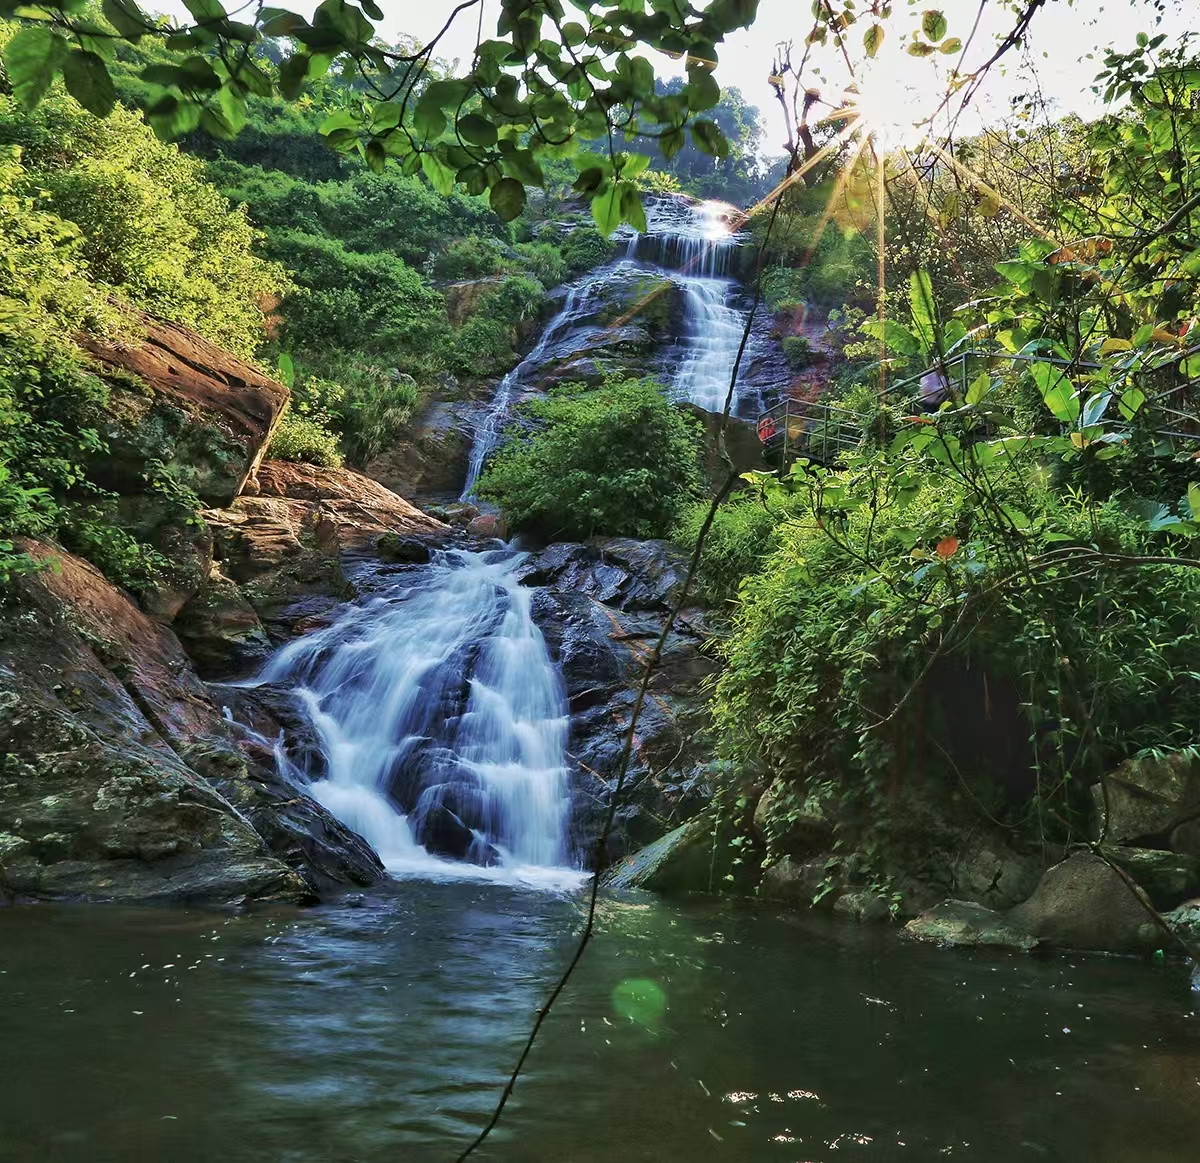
<box><xmin>399</xmin><ymin>0</ymin><xmax>1196</xmax><ymax>151</ymax></box>
<box><xmin>155</xmin><ymin>0</ymin><xmax>1195</xmax><ymax>153</ymax></box>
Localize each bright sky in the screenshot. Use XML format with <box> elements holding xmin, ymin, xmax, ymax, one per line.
<box><xmin>155</xmin><ymin>0</ymin><xmax>1195</xmax><ymax>152</ymax></box>
<box><xmin>399</xmin><ymin>0</ymin><xmax>1195</xmax><ymax>151</ymax></box>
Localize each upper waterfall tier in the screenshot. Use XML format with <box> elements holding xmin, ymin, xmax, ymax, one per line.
<box><xmin>460</xmin><ymin>196</ymin><xmax>769</xmax><ymax>496</ymax></box>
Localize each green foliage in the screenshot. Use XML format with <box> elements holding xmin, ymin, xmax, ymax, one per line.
<box><xmin>561</xmin><ymin>225</ymin><xmax>616</xmax><ymax>273</ymax></box>
<box><xmin>674</xmin><ymin>488</ymin><xmax>793</xmax><ymax>603</ymax></box>
<box><xmin>267</xmin><ymin>405</ymin><xmax>343</xmax><ymax>468</ymax></box>
<box><xmin>782</xmin><ymin>335</ymin><xmax>817</xmax><ymax>372</ymax></box>
<box><xmin>0</xmin><ymin>78</ymin><xmax>283</xmax><ymax>358</ymax></box>
<box><xmin>0</xmin><ymin>0</ymin><xmax>777</xmax><ymax>234</ymax></box>
<box><xmin>478</xmin><ymin>378</ymin><xmax>703</xmax><ymax>539</ymax></box>
<box><xmin>432</xmin><ymin>235</ymin><xmax>505</xmax><ymax>282</ymax></box>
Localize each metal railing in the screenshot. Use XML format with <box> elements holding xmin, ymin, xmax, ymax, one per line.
<box><xmin>756</xmin><ymin>346</ymin><xmax>1200</xmax><ymax>465</ymax></box>
<box><xmin>756</xmin><ymin>397</ymin><xmax>864</xmax><ymax>465</ymax></box>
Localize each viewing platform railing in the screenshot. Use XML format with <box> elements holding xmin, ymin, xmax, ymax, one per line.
<box><xmin>757</xmin><ymin>347</ymin><xmax>1200</xmax><ymax>466</ymax></box>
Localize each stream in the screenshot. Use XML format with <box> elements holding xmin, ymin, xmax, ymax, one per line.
<box><xmin>3</xmin><ymin>887</ymin><xmax>1199</xmax><ymax>1162</ymax></box>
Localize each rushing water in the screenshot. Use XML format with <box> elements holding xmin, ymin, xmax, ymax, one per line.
<box><xmin>248</xmin><ymin>549</ymin><xmax>579</xmax><ymax>888</ymax></box>
<box><xmin>460</xmin><ymin>196</ymin><xmax>751</xmax><ymax>494</ymax></box>
<box><xmin>3</xmin><ymin>888</ymin><xmax>1199</xmax><ymax>1163</ymax></box>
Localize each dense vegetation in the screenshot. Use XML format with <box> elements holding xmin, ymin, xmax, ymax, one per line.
<box><xmin>478</xmin><ymin>378</ymin><xmax>703</xmax><ymax>539</ymax></box>
<box><xmin>0</xmin><ymin>44</ymin><xmax>282</xmax><ymax>583</ymax></box>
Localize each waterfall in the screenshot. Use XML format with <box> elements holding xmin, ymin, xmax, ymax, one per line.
<box><xmin>460</xmin><ymin>197</ymin><xmax>751</xmax><ymax>492</ymax></box>
<box><xmin>250</xmin><ymin>548</ymin><xmax>580</xmax><ymax>888</ymax></box>
<box><xmin>460</xmin><ymin>282</ymin><xmax>591</xmax><ymax>500</ymax></box>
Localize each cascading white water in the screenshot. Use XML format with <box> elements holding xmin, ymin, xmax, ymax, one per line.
<box><xmin>251</xmin><ymin>548</ymin><xmax>580</xmax><ymax>887</ymax></box>
<box><xmin>641</xmin><ymin>199</ymin><xmax>747</xmax><ymax>413</ymax></box>
<box><xmin>244</xmin><ymin>197</ymin><xmax>757</xmax><ymax>888</ymax></box>
<box><xmin>460</xmin><ymin>197</ymin><xmax>752</xmax><ymax>491</ymax></box>
<box><xmin>460</xmin><ymin>280</ymin><xmax>595</xmax><ymax>500</ymax></box>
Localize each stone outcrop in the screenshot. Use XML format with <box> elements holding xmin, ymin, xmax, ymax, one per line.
<box><xmin>78</xmin><ymin>315</ymin><xmax>290</xmax><ymax>621</ymax></box>
<box><xmin>0</xmin><ymin>540</ymin><xmax>383</xmax><ymax>905</ymax></box>
<box><xmin>364</xmin><ymin>399</ymin><xmax>476</xmax><ymax>503</ymax></box>
<box><xmin>905</xmin><ymin>900</ymin><xmax>1040</xmax><ymax>951</ymax></box>
<box><xmin>522</xmin><ymin>539</ymin><xmax>718</xmax><ymax>860</ymax></box>
<box><xmin>1009</xmin><ymin>851</ymin><xmax>1162</xmax><ymax>954</ymax></box>
<box><xmin>603</xmin><ymin>815</ymin><xmax>730</xmax><ymax>892</ymax></box>
<box><xmin>1092</xmin><ymin>752</ymin><xmax>1200</xmax><ymax>846</ymax></box>
<box><xmin>187</xmin><ymin>460</ymin><xmax>450</xmax><ymax>659</ymax></box>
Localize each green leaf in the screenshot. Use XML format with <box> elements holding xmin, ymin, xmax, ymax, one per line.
<box><xmin>691</xmin><ymin>118</ymin><xmax>729</xmax><ymax>158</ymax></box>
<box><xmin>216</xmin><ymin>82</ymin><xmax>246</xmax><ymax>133</ymax></box>
<box><xmin>863</xmin><ymin>23</ymin><xmax>884</xmax><ymax>58</ymax></box>
<box><xmin>965</xmin><ymin>372</ymin><xmax>991</xmax><ymax>405</ymax></box>
<box><xmin>319</xmin><ymin>108</ymin><xmax>359</xmax><ymax>135</ymax></box>
<box><xmin>4</xmin><ymin>26</ymin><xmax>69</xmax><ymax>110</ymax></box>
<box><xmin>939</xmin><ymin>37</ymin><xmax>962</xmax><ymax>54</ymax></box>
<box><xmin>1117</xmin><ymin>385</ymin><xmax>1145</xmax><ymax>420</ymax></box>
<box><xmin>660</xmin><ymin>126</ymin><xmax>686</xmax><ymax>160</ymax></box>
<box><xmin>183</xmin><ymin>0</ymin><xmax>226</xmax><ymax>22</ymax></box>
<box><xmin>458</xmin><ymin>112</ymin><xmax>498</xmax><ymax>147</ymax></box>
<box><xmin>277</xmin><ymin>352</ymin><xmax>295</xmax><ymax>388</ymax></box>
<box><xmin>619</xmin><ymin>181</ymin><xmax>646</xmax><ymax>232</ymax></box>
<box><xmin>908</xmin><ymin>269</ymin><xmax>937</xmax><ymax>352</ymax></box>
<box><xmin>413</xmin><ymin>101</ymin><xmax>447</xmax><ymax>141</ymax></box>
<box><xmin>62</xmin><ymin>50</ymin><xmax>116</xmax><ymax>116</ymax></box>
<box><xmin>1189</xmin><ymin>483</ymin><xmax>1200</xmax><ymax>521</ymax></box>
<box><xmin>861</xmin><ymin>317</ymin><xmax>921</xmax><ymax>356</ymax></box>
<box><xmin>921</xmin><ymin>10</ymin><xmax>947</xmax><ymax>41</ymax></box>
<box><xmin>489</xmin><ymin>176</ymin><xmax>526</xmax><ymax>220</ymax></box>
<box><xmin>1031</xmin><ymin>361</ymin><xmax>1079</xmax><ymax>423</ymax></box>
<box><xmin>456</xmin><ymin>164</ymin><xmax>489</xmax><ymax>195</ymax></box>
<box><xmin>279</xmin><ymin>53</ymin><xmax>309</xmax><ymax>100</ymax></box>
<box><xmin>102</xmin><ymin>0</ymin><xmax>150</xmax><ymax>39</ymax></box>
<box><xmin>907</xmin><ymin>40</ymin><xmax>935</xmax><ymax>57</ymax></box>
<box><xmin>592</xmin><ymin>182</ymin><xmax>622</xmax><ymax>236</ymax></box>
<box><xmin>420</xmin><ymin>151</ymin><xmax>457</xmax><ymax>195</ymax></box>
<box><xmin>502</xmin><ymin>148</ymin><xmax>544</xmax><ymax>187</ymax></box>
<box><xmin>360</xmin><ymin>0</ymin><xmax>384</xmax><ymax>19</ymax></box>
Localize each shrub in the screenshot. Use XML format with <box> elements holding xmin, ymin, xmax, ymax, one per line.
<box><xmin>432</xmin><ymin>235</ymin><xmax>506</xmax><ymax>281</ymax></box>
<box><xmin>514</xmin><ymin>241</ymin><xmax>567</xmax><ymax>287</ymax></box>
<box><xmin>782</xmin><ymin>335</ymin><xmax>817</xmax><ymax>371</ymax></box>
<box><xmin>562</xmin><ymin>225</ymin><xmax>616</xmax><ymax>273</ymax></box>
<box><xmin>674</xmin><ymin>489</ymin><xmax>793</xmax><ymax>603</ymax></box>
<box><xmin>268</xmin><ymin>407</ymin><xmax>343</xmax><ymax>468</ymax></box>
<box><xmin>0</xmin><ymin>87</ymin><xmax>284</xmax><ymax>358</ymax></box>
<box><xmin>477</xmin><ymin>377</ymin><xmax>703</xmax><ymax>538</ymax></box>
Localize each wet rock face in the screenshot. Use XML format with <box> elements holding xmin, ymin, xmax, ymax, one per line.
<box><xmin>523</xmin><ymin>538</ymin><xmax>718</xmax><ymax>862</ymax></box>
<box><xmin>364</xmin><ymin>399</ymin><xmax>477</xmax><ymax>503</ymax></box>
<box><xmin>0</xmin><ymin>540</ymin><xmax>383</xmax><ymax>905</ymax></box>
<box><xmin>193</xmin><ymin>460</ymin><xmax>451</xmax><ymax>649</ymax></box>
<box><xmin>75</xmin><ymin>315</ymin><xmax>290</xmax><ymax>621</ymax></box>
<box><xmin>1092</xmin><ymin>752</ymin><xmax>1200</xmax><ymax>846</ymax></box>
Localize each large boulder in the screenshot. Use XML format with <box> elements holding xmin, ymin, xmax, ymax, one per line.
<box><xmin>81</xmin><ymin>315</ymin><xmax>288</xmax><ymax>509</ymax></box>
<box><xmin>517</xmin><ymin>538</ymin><xmax>692</xmax><ymax>612</ymax></box>
<box><xmin>531</xmin><ymin>577</ymin><xmax>717</xmax><ymax>862</ymax></box>
<box><xmin>0</xmin><ymin>540</ymin><xmax>383</xmax><ymax>904</ymax></box>
<box><xmin>77</xmin><ymin>315</ymin><xmax>289</xmax><ymax>621</ymax></box>
<box><xmin>905</xmin><ymin>900</ymin><xmax>1039</xmax><ymax>951</ymax></box>
<box><xmin>197</xmin><ymin>460</ymin><xmax>450</xmax><ymax>645</ymax></box>
<box><xmin>1092</xmin><ymin>751</ymin><xmax>1200</xmax><ymax>846</ymax></box>
<box><xmin>1009</xmin><ymin>851</ymin><xmax>1162</xmax><ymax>953</ymax></box>
<box><xmin>364</xmin><ymin>399</ymin><xmax>477</xmax><ymax>503</ymax></box>
<box><xmin>603</xmin><ymin>815</ymin><xmax>729</xmax><ymax>893</ymax></box>
<box><xmin>1107</xmin><ymin>846</ymin><xmax>1200</xmax><ymax>908</ymax></box>
<box><xmin>759</xmin><ymin>856</ymin><xmax>831</xmax><ymax>905</ymax></box>
<box><xmin>753</xmin><ymin>780</ymin><xmax>833</xmax><ymax>858</ymax></box>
